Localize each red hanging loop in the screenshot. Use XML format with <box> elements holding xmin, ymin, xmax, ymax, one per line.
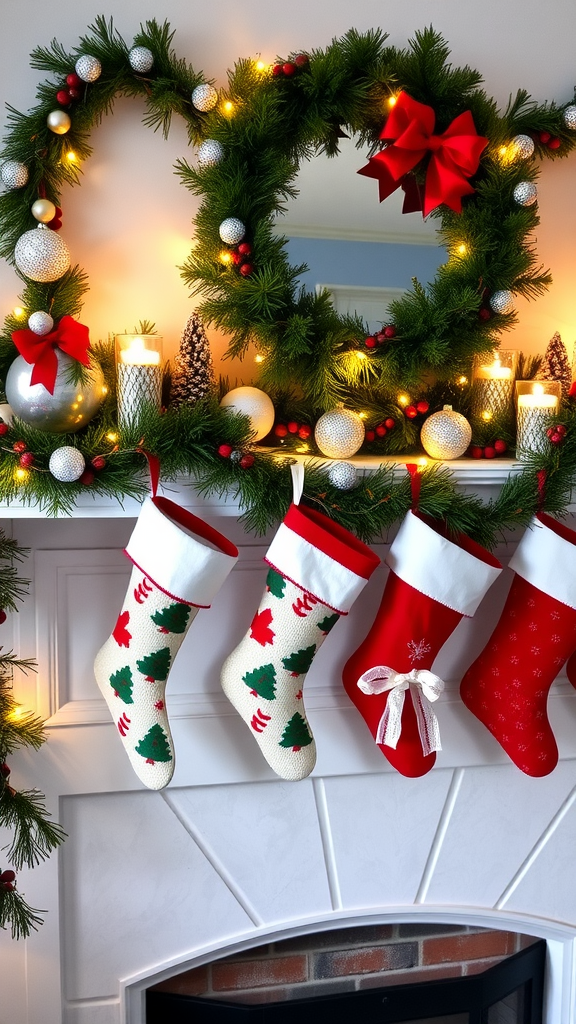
<box><xmin>136</xmin><ymin>448</ymin><xmax>161</xmax><ymax>498</ymax></box>
<box><xmin>406</xmin><ymin>463</ymin><xmax>422</xmax><ymax>509</ymax></box>
<box><xmin>536</xmin><ymin>468</ymin><xmax>547</xmax><ymax>511</ymax></box>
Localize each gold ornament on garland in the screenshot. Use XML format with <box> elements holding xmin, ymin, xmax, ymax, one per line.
<box><xmin>420</xmin><ymin>406</ymin><xmax>472</xmax><ymax>460</ymax></box>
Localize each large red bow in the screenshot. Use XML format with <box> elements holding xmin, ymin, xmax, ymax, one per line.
<box><xmin>358</xmin><ymin>92</ymin><xmax>488</xmax><ymax>217</ymax></box>
<box><xmin>12</xmin><ymin>315</ymin><xmax>91</xmax><ymax>395</ymax></box>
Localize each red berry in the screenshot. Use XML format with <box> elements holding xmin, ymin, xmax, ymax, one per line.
<box><xmin>274</xmin><ymin>423</ymin><xmax>288</xmax><ymax>437</ymax></box>
<box><xmin>13</xmin><ymin>441</ymin><xmax>26</xmax><ymax>453</ymax></box>
<box><xmin>283</xmin><ymin>63</ymin><xmax>296</xmax><ymax>76</ymax></box>
<box><xmin>238</xmin><ymin>242</ymin><xmax>252</xmax><ymax>256</ymax></box>
<box><xmin>0</xmin><ymin>870</ymin><xmax>16</xmax><ymax>883</ymax></box>
<box><xmin>49</xmin><ymin>219</ymin><xmax>62</xmax><ymax>231</ymax></box>
<box><xmin>549</xmin><ymin>432</ymin><xmax>563</xmax><ymax>445</ymax></box>
<box><xmin>56</xmin><ymin>89</ymin><xmax>72</xmax><ymax>106</ymax></box>
<box><xmin>272</xmin><ymin>64</ymin><xmax>284</xmax><ymax>76</ymax></box>
<box><xmin>68</xmin><ymin>86</ymin><xmax>83</xmax><ymax>100</ymax></box>
<box><xmin>287</xmin><ymin>421</ymin><xmax>299</xmax><ymax>434</ymax></box>
<box><xmin>416</xmin><ymin>401</ymin><xmax>429</xmax><ymax>414</ymax></box>
<box><xmin>218</xmin><ymin>444</ymin><xmax>233</xmax><ymax>458</ymax></box>
<box><xmin>231</xmin><ymin>251</ymin><xmax>243</xmax><ymax>265</ymax></box>
<box><xmin>555</xmin><ymin>424</ymin><xmax>567</xmax><ymax>437</ymax></box>
<box><xmin>19</xmin><ymin>452</ymin><xmax>34</xmax><ymax>467</ymax></box>
<box><xmin>91</xmin><ymin>455</ymin><xmax>106</xmax><ymax>470</ymax></box>
<box><xmin>294</xmin><ymin>54</ymin><xmax>309</xmax><ymax>66</ymax></box>
<box><xmin>383</xmin><ymin>325</ymin><xmax>396</xmax><ymax>339</ymax></box>
<box><xmin>298</xmin><ymin>424</ymin><xmax>311</xmax><ymax>439</ymax></box>
<box><xmin>479</xmin><ymin>308</ymin><xmax>491</xmax><ymax>321</ymax></box>
<box><xmin>364</xmin><ymin>336</ymin><xmax>376</xmax><ymax>349</ymax></box>
<box><xmin>483</xmin><ymin>446</ymin><xmax>496</xmax><ymax>459</ymax></box>
<box><xmin>384</xmin><ymin>418</ymin><xmax>395</xmax><ymax>430</ymax></box>
<box><xmin>494</xmin><ymin>439</ymin><xmax>507</xmax><ymax>453</ymax></box>
<box><xmin>471</xmin><ymin>446</ymin><xmax>484</xmax><ymax>459</ymax></box>
<box><xmin>548</xmin><ymin>137</ymin><xmax>561</xmax><ymax>150</ymax></box>
<box><xmin>0</xmin><ymin>423</ymin><xmax>9</xmax><ymax>436</ymax></box>
<box><xmin>0</xmin><ymin>610</ymin><xmax>6</xmax><ymax>625</ymax></box>
<box><xmin>240</xmin><ymin>453</ymin><xmax>255</xmax><ymax>469</ymax></box>
<box><xmin>405</xmin><ymin>405</ymin><xmax>418</xmax><ymax>419</ymax></box>
<box><xmin>79</xmin><ymin>469</ymin><xmax>95</xmax><ymax>486</ymax></box>
<box><xmin>2</xmin><ymin>882</ymin><xmax>15</xmax><ymax>892</ymax></box>
<box><xmin>0</xmin><ymin>763</ymin><xmax>10</xmax><ymax>776</ymax></box>
<box><xmin>539</xmin><ymin>131</ymin><xmax>551</xmax><ymax>144</ymax></box>
<box><xmin>375</xmin><ymin>424</ymin><xmax>387</xmax><ymax>437</ymax></box>
<box><xmin>239</xmin><ymin>263</ymin><xmax>254</xmax><ymax>277</ymax></box>
<box><xmin>365</xmin><ymin>430</ymin><xmax>375</xmax><ymax>442</ymax></box>
<box><xmin>66</xmin><ymin>72</ymin><xmax>82</xmax><ymax>88</ymax></box>
<box><xmin>54</xmin><ymin>207</ymin><xmax>63</xmax><ymax>218</ymax></box>
<box><xmin>375</xmin><ymin>332</ymin><xmax>387</xmax><ymax>345</ymax></box>
<box><xmin>546</xmin><ymin>426</ymin><xmax>556</xmax><ymax>439</ymax></box>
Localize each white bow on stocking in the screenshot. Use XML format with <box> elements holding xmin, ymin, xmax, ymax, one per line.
<box><xmin>357</xmin><ymin>665</ymin><xmax>444</xmax><ymax>756</ymax></box>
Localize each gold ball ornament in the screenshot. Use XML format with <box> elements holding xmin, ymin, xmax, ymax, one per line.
<box><xmin>220</xmin><ymin>385</ymin><xmax>275</xmax><ymax>441</ymax></box>
<box><xmin>420</xmin><ymin>405</ymin><xmax>472</xmax><ymax>460</ymax></box>
<box><xmin>5</xmin><ymin>350</ymin><xmax>106</xmax><ymax>433</ymax></box>
<box><xmin>14</xmin><ymin>225</ymin><xmax>70</xmax><ymax>282</ymax></box>
<box><xmin>47</xmin><ymin>109</ymin><xmax>71</xmax><ymax>135</ymax></box>
<box><xmin>31</xmin><ymin>198</ymin><xmax>57</xmax><ymax>223</ymax></box>
<box><xmin>314</xmin><ymin>405</ymin><xmax>365</xmax><ymax>459</ymax></box>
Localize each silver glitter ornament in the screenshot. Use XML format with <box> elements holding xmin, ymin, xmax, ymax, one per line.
<box><xmin>219</xmin><ymin>217</ymin><xmax>245</xmax><ymax>245</ymax></box>
<box><xmin>327</xmin><ymin>461</ymin><xmax>358</xmax><ymax>491</ymax></box>
<box><xmin>47</xmin><ymin>109</ymin><xmax>71</xmax><ymax>135</ymax></box>
<box><xmin>563</xmin><ymin>105</ymin><xmax>576</xmax><ymax>130</ymax></box>
<box><xmin>490</xmin><ymin>289</ymin><xmax>515</xmax><ymax>315</ymax></box>
<box><xmin>420</xmin><ymin>405</ymin><xmax>472</xmax><ymax>460</ymax></box>
<box><xmin>314</xmin><ymin>406</ymin><xmax>365</xmax><ymax>459</ymax></box>
<box><xmin>28</xmin><ymin>310</ymin><xmax>54</xmax><ymax>335</ymax></box>
<box><xmin>192</xmin><ymin>83</ymin><xmax>218</xmax><ymax>111</ymax></box>
<box><xmin>511</xmin><ymin>134</ymin><xmax>535</xmax><ymax>160</ymax></box>
<box><xmin>49</xmin><ymin>446</ymin><xmax>86</xmax><ymax>482</ymax></box>
<box><xmin>14</xmin><ymin>225</ymin><xmax>70</xmax><ymax>283</ymax></box>
<box><xmin>513</xmin><ymin>181</ymin><xmax>537</xmax><ymax>207</ymax></box>
<box><xmin>229</xmin><ymin>449</ymin><xmax>242</xmax><ymax>464</ymax></box>
<box><xmin>31</xmin><ymin>198</ymin><xmax>57</xmax><ymax>223</ymax></box>
<box><xmin>6</xmin><ymin>350</ymin><xmax>106</xmax><ymax>433</ymax></box>
<box><xmin>198</xmin><ymin>139</ymin><xmax>224</xmax><ymax>168</ymax></box>
<box><xmin>128</xmin><ymin>46</ymin><xmax>154</xmax><ymax>73</ymax></box>
<box><xmin>1</xmin><ymin>160</ymin><xmax>28</xmax><ymax>190</ymax></box>
<box><xmin>75</xmin><ymin>54</ymin><xmax>102</xmax><ymax>83</ymax></box>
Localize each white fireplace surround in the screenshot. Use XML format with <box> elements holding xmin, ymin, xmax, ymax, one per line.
<box><xmin>2</xmin><ymin>465</ymin><xmax>576</xmax><ymax>1024</ymax></box>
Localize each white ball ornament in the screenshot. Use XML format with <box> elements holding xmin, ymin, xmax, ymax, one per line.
<box><xmin>31</xmin><ymin>198</ymin><xmax>57</xmax><ymax>223</ymax></box>
<box><xmin>14</xmin><ymin>225</ymin><xmax>70</xmax><ymax>283</ymax></box>
<box><xmin>1</xmin><ymin>160</ymin><xmax>28</xmax><ymax>190</ymax></box>
<box><xmin>219</xmin><ymin>217</ymin><xmax>246</xmax><ymax>245</ymax></box>
<box><xmin>314</xmin><ymin>406</ymin><xmax>365</xmax><ymax>459</ymax></box>
<box><xmin>192</xmin><ymin>83</ymin><xmax>218</xmax><ymax>111</ymax></box>
<box><xmin>220</xmin><ymin>386</ymin><xmax>275</xmax><ymax>441</ymax></box>
<box><xmin>420</xmin><ymin>405</ymin><xmax>472</xmax><ymax>460</ymax></box>
<box><xmin>28</xmin><ymin>311</ymin><xmax>54</xmax><ymax>335</ymax></box>
<box><xmin>75</xmin><ymin>54</ymin><xmax>102</xmax><ymax>83</ymax></box>
<box><xmin>327</xmin><ymin>461</ymin><xmax>358</xmax><ymax>491</ymax></box>
<box><xmin>511</xmin><ymin>134</ymin><xmax>535</xmax><ymax>160</ymax></box>
<box><xmin>128</xmin><ymin>46</ymin><xmax>154</xmax><ymax>73</ymax></box>
<box><xmin>198</xmin><ymin>139</ymin><xmax>224</xmax><ymax>168</ymax></box>
<box><xmin>48</xmin><ymin>446</ymin><xmax>86</xmax><ymax>482</ymax></box>
<box><xmin>47</xmin><ymin>110</ymin><xmax>71</xmax><ymax>135</ymax></box>
<box><xmin>489</xmin><ymin>289</ymin><xmax>515</xmax><ymax>315</ymax></box>
<box><xmin>513</xmin><ymin>181</ymin><xmax>537</xmax><ymax>207</ymax></box>
<box><xmin>563</xmin><ymin>105</ymin><xmax>576</xmax><ymax>131</ymax></box>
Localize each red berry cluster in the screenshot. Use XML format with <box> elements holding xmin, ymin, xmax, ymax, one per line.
<box><xmin>537</xmin><ymin>130</ymin><xmax>561</xmax><ymax>151</ymax></box>
<box><xmin>80</xmin><ymin>454</ymin><xmax>107</xmax><ymax>487</ymax></box>
<box><xmin>56</xmin><ymin>70</ymin><xmax>85</xmax><ymax>107</ymax></box>
<box><xmin>404</xmin><ymin>400</ymin><xmax>429</xmax><ymax>420</ymax></box>
<box><xmin>230</xmin><ymin>241</ymin><xmax>254</xmax><ymax>277</ymax></box>
<box><xmin>470</xmin><ymin>439</ymin><xmax>508</xmax><ymax>459</ymax></box>
<box><xmin>363</xmin><ymin>325</ymin><xmax>396</xmax><ymax>349</ymax></box>
<box><xmin>365</xmin><ymin>417</ymin><xmax>396</xmax><ymax>443</ymax></box>
<box><xmin>273</xmin><ymin>421</ymin><xmax>312</xmax><ymax>441</ymax></box>
<box><xmin>217</xmin><ymin>444</ymin><xmax>255</xmax><ymax>469</ymax></box>
<box><xmin>0</xmin><ymin>869</ymin><xmax>16</xmax><ymax>894</ymax></box>
<box><xmin>547</xmin><ymin>423</ymin><xmax>567</xmax><ymax>445</ymax></box>
<box><xmin>12</xmin><ymin>439</ymin><xmax>34</xmax><ymax>469</ymax></box>
<box><xmin>272</xmin><ymin>54</ymin><xmax>309</xmax><ymax>77</ymax></box>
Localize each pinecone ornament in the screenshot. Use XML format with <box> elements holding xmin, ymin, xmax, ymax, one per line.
<box><xmin>537</xmin><ymin>331</ymin><xmax>572</xmax><ymax>398</ymax></box>
<box><xmin>170</xmin><ymin>312</ymin><xmax>216</xmax><ymax>407</ymax></box>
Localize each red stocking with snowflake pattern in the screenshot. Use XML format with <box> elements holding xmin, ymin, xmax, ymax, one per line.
<box><xmin>94</xmin><ymin>494</ymin><xmax>238</xmax><ymax>789</ymax></box>
<box><xmin>342</xmin><ymin>510</ymin><xmax>502</xmax><ymax>777</ymax></box>
<box><xmin>461</xmin><ymin>513</ymin><xmax>576</xmax><ymax>777</ymax></box>
<box><xmin>220</xmin><ymin>502</ymin><xmax>380</xmax><ymax>780</ymax></box>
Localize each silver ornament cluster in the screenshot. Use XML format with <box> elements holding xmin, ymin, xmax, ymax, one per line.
<box><xmin>1</xmin><ymin>160</ymin><xmax>28</xmax><ymax>190</ymax></box>
<box><xmin>219</xmin><ymin>217</ymin><xmax>245</xmax><ymax>245</ymax></box>
<box><xmin>198</xmin><ymin>139</ymin><xmax>224</xmax><ymax>168</ymax></box>
<box><xmin>327</xmin><ymin>461</ymin><xmax>358</xmax><ymax>491</ymax></box>
<box><xmin>14</xmin><ymin>225</ymin><xmax>70</xmax><ymax>283</ymax></box>
<box><xmin>75</xmin><ymin>54</ymin><xmax>102</xmax><ymax>83</ymax></box>
<box><xmin>28</xmin><ymin>310</ymin><xmax>54</xmax><ymax>335</ymax></box>
<box><xmin>128</xmin><ymin>46</ymin><xmax>154</xmax><ymax>73</ymax></box>
<box><xmin>314</xmin><ymin>406</ymin><xmax>365</xmax><ymax>459</ymax></box>
<box><xmin>489</xmin><ymin>289</ymin><xmax>515</xmax><ymax>315</ymax></box>
<box><xmin>5</xmin><ymin>350</ymin><xmax>106</xmax><ymax>433</ymax></box>
<box><xmin>48</xmin><ymin>446</ymin><xmax>86</xmax><ymax>482</ymax></box>
<box><xmin>420</xmin><ymin>406</ymin><xmax>472</xmax><ymax>460</ymax></box>
<box><xmin>511</xmin><ymin>134</ymin><xmax>535</xmax><ymax>160</ymax></box>
<box><xmin>192</xmin><ymin>83</ymin><xmax>218</xmax><ymax>111</ymax></box>
<box><xmin>513</xmin><ymin>181</ymin><xmax>537</xmax><ymax>207</ymax></box>
<box><xmin>47</xmin><ymin>110</ymin><xmax>71</xmax><ymax>135</ymax></box>
<box><xmin>563</xmin><ymin>105</ymin><xmax>576</xmax><ymax>131</ymax></box>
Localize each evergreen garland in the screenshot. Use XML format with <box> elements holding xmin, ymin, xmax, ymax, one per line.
<box><xmin>0</xmin><ymin>18</ymin><xmax>576</xmax><ymax>543</ymax></box>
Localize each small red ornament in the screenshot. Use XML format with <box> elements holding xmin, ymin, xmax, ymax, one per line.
<box><xmin>240</xmin><ymin>453</ymin><xmax>255</xmax><ymax>469</ymax></box>
<box><xmin>79</xmin><ymin>469</ymin><xmax>95</xmax><ymax>486</ymax></box>
<box><xmin>539</xmin><ymin>131</ymin><xmax>551</xmax><ymax>144</ymax></box>
<box><xmin>0</xmin><ymin>763</ymin><xmax>10</xmax><ymax>776</ymax></box>
<box><xmin>383</xmin><ymin>325</ymin><xmax>396</xmax><ymax>339</ymax></box>
<box><xmin>282</xmin><ymin>63</ymin><xmax>296</xmax><ymax>76</ymax></box>
<box><xmin>49</xmin><ymin>219</ymin><xmax>62</xmax><ymax>231</ymax></box>
<box><xmin>0</xmin><ymin>870</ymin><xmax>16</xmax><ymax>883</ymax></box>
<box><xmin>272</xmin><ymin>64</ymin><xmax>284</xmax><ymax>76</ymax></box>
<box><xmin>294</xmin><ymin>54</ymin><xmax>309</xmax><ymax>66</ymax></box>
<box><xmin>66</xmin><ymin>72</ymin><xmax>82</xmax><ymax>88</ymax></box>
<box><xmin>56</xmin><ymin>89</ymin><xmax>72</xmax><ymax>106</ymax></box>
<box><xmin>555</xmin><ymin>424</ymin><xmax>567</xmax><ymax>437</ymax></box>
<box><xmin>365</xmin><ymin>430</ymin><xmax>375</xmax><ymax>442</ymax></box>
<box><xmin>19</xmin><ymin>452</ymin><xmax>34</xmax><ymax>467</ymax></box>
<box><xmin>494</xmin><ymin>439</ymin><xmax>507</xmax><ymax>453</ymax></box>
<box><xmin>405</xmin><ymin>405</ymin><xmax>418</xmax><ymax>419</ymax></box>
<box><xmin>91</xmin><ymin>455</ymin><xmax>106</xmax><ymax>470</ymax></box>
<box><xmin>12</xmin><ymin>441</ymin><xmax>26</xmax><ymax>453</ymax></box>
<box><xmin>218</xmin><ymin>443</ymin><xmax>233</xmax><ymax>458</ymax></box>
<box><xmin>548</xmin><ymin>431</ymin><xmax>563</xmax><ymax>445</ymax></box>
<box><xmin>375</xmin><ymin>424</ymin><xmax>387</xmax><ymax>437</ymax></box>
<box><xmin>548</xmin><ymin>137</ymin><xmax>561</xmax><ymax>150</ymax></box>
<box><xmin>479</xmin><ymin>308</ymin><xmax>491</xmax><ymax>321</ymax></box>
<box><xmin>238</xmin><ymin>242</ymin><xmax>252</xmax><ymax>256</ymax></box>
<box><xmin>0</xmin><ymin>610</ymin><xmax>6</xmax><ymax>625</ymax></box>
<box><xmin>483</xmin><ymin>446</ymin><xmax>496</xmax><ymax>459</ymax></box>
<box><xmin>375</xmin><ymin>332</ymin><xmax>387</xmax><ymax>345</ymax></box>
<box><xmin>68</xmin><ymin>86</ymin><xmax>83</xmax><ymax>100</ymax></box>
<box><xmin>287</xmin><ymin>421</ymin><xmax>299</xmax><ymax>434</ymax></box>
<box><xmin>384</xmin><ymin>418</ymin><xmax>395</xmax><ymax>430</ymax></box>
<box><xmin>274</xmin><ymin>423</ymin><xmax>288</xmax><ymax>437</ymax></box>
<box><xmin>0</xmin><ymin>423</ymin><xmax>9</xmax><ymax>436</ymax></box>
<box><xmin>298</xmin><ymin>424</ymin><xmax>311</xmax><ymax>439</ymax></box>
<box><xmin>416</xmin><ymin>401</ymin><xmax>429</xmax><ymax>414</ymax></box>
<box><xmin>364</xmin><ymin>336</ymin><xmax>376</xmax><ymax>349</ymax></box>
<box><xmin>231</xmin><ymin>251</ymin><xmax>243</xmax><ymax>265</ymax></box>
<box><xmin>2</xmin><ymin>882</ymin><xmax>15</xmax><ymax>892</ymax></box>
<box><xmin>239</xmin><ymin>263</ymin><xmax>254</xmax><ymax>277</ymax></box>
<box><xmin>470</xmin><ymin>446</ymin><xmax>484</xmax><ymax>459</ymax></box>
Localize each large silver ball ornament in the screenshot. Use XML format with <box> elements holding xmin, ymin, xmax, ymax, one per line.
<box><xmin>6</xmin><ymin>350</ymin><xmax>106</xmax><ymax>433</ymax></box>
<box><xmin>420</xmin><ymin>405</ymin><xmax>472</xmax><ymax>460</ymax></box>
<box><xmin>128</xmin><ymin>46</ymin><xmax>154</xmax><ymax>73</ymax></box>
<box><xmin>49</xmin><ymin>446</ymin><xmax>86</xmax><ymax>482</ymax></box>
<box><xmin>198</xmin><ymin>139</ymin><xmax>224</xmax><ymax>168</ymax></box>
<box><xmin>327</xmin><ymin>461</ymin><xmax>359</xmax><ymax>491</ymax></box>
<box><xmin>220</xmin><ymin>385</ymin><xmax>275</xmax><ymax>441</ymax></box>
<box><xmin>489</xmin><ymin>289</ymin><xmax>515</xmax><ymax>315</ymax></box>
<box><xmin>563</xmin><ymin>105</ymin><xmax>576</xmax><ymax>130</ymax></box>
<box><xmin>511</xmin><ymin>134</ymin><xmax>535</xmax><ymax>160</ymax></box>
<box><xmin>28</xmin><ymin>311</ymin><xmax>54</xmax><ymax>335</ymax></box>
<box><xmin>513</xmin><ymin>181</ymin><xmax>537</xmax><ymax>207</ymax></box>
<box><xmin>75</xmin><ymin>54</ymin><xmax>102</xmax><ymax>83</ymax></box>
<box><xmin>314</xmin><ymin>406</ymin><xmax>365</xmax><ymax>459</ymax></box>
<box><xmin>192</xmin><ymin>83</ymin><xmax>218</xmax><ymax>111</ymax></box>
<box><xmin>219</xmin><ymin>217</ymin><xmax>246</xmax><ymax>245</ymax></box>
<box><xmin>14</xmin><ymin>225</ymin><xmax>70</xmax><ymax>283</ymax></box>
<box><xmin>47</xmin><ymin>110</ymin><xmax>71</xmax><ymax>135</ymax></box>
<box><xmin>31</xmin><ymin>198</ymin><xmax>57</xmax><ymax>223</ymax></box>
<box><xmin>1</xmin><ymin>160</ymin><xmax>29</xmax><ymax>190</ymax></box>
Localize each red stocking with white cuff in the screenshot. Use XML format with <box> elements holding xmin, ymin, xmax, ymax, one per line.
<box><xmin>342</xmin><ymin>510</ymin><xmax>502</xmax><ymax>777</ymax></box>
<box><xmin>461</xmin><ymin>513</ymin><xmax>576</xmax><ymax>777</ymax></box>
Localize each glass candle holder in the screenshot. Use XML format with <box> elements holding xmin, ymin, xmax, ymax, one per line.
<box><xmin>515</xmin><ymin>380</ymin><xmax>561</xmax><ymax>459</ymax></box>
<box><xmin>471</xmin><ymin>350</ymin><xmax>517</xmax><ymax>421</ymax></box>
<box><xmin>115</xmin><ymin>333</ymin><xmax>163</xmax><ymax>429</ymax></box>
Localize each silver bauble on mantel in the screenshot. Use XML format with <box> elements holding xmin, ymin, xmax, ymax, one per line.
<box><xmin>14</xmin><ymin>225</ymin><xmax>70</xmax><ymax>282</ymax></box>
<box><xmin>5</xmin><ymin>349</ymin><xmax>107</xmax><ymax>433</ymax></box>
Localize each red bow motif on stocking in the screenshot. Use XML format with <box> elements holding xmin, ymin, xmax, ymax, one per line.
<box><xmin>358</xmin><ymin>91</ymin><xmax>489</xmax><ymax>217</ymax></box>
<box><xmin>12</xmin><ymin>315</ymin><xmax>91</xmax><ymax>394</ymax></box>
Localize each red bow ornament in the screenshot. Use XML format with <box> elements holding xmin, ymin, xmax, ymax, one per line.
<box><xmin>358</xmin><ymin>92</ymin><xmax>489</xmax><ymax>217</ymax></box>
<box><xmin>11</xmin><ymin>315</ymin><xmax>92</xmax><ymax>394</ymax></box>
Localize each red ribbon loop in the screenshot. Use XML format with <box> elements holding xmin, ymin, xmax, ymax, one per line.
<box><xmin>358</xmin><ymin>92</ymin><xmax>488</xmax><ymax>217</ymax></box>
<box><xmin>11</xmin><ymin>315</ymin><xmax>92</xmax><ymax>395</ymax></box>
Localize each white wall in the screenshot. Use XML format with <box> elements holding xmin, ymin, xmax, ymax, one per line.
<box><xmin>1</xmin><ymin>0</ymin><xmax>575</xmax><ymax>371</ymax></box>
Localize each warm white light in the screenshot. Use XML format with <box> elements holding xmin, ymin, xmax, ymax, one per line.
<box><xmin>223</xmin><ymin>100</ymin><xmax>234</xmax><ymax>115</ymax></box>
<box><xmin>254</xmin><ymin>354</ymin><xmax>265</xmax><ymax>363</ymax></box>
<box><xmin>482</xmin><ymin>410</ymin><xmax>493</xmax><ymax>421</ymax></box>
<box><xmin>12</xmin><ymin>307</ymin><xmax>25</xmax><ymax>319</ymax></box>
<box><xmin>119</xmin><ymin>336</ymin><xmax>160</xmax><ymax>366</ymax></box>
<box><xmin>106</xmin><ymin>431</ymin><xmax>119</xmax><ymax>443</ymax></box>
<box><xmin>418</xmin><ymin>457</ymin><xmax>427</xmax><ymax>467</ymax></box>
<box><xmin>255</xmin><ymin>61</ymin><xmax>266</xmax><ymax>72</ymax></box>
<box><xmin>387</xmin><ymin>95</ymin><xmax>398</xmax><ymax>108</ymax></box>
<box><xmin>397</xmin><ymin>393</ymin><xmax>410</xmax><ymax>407</ymax></box>
<box><xmin>14</xmin><ymin>467</ymin><xmax>28</xmax><ymax>482</ymax></box>
<box><xmin>356</xmin><ymin>351</ymin><xmax>367</xmax><ymax>361</ymax></box>
<box><xmin>457</xmin><ymin>375</ymin><xmax>468</xmax><ymax>385</ymax></box>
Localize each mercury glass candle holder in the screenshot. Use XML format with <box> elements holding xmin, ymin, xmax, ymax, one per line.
<box><xmin>471</xmin><ymin>350</ymin><xmax>517</xmax><ymax>421</ymax></box>
<box><xmin>515</xmin><ymin>380</ymin><xmax>561</xmax><ymax>459</ymax></box>
<box><xmin>115</xmin><ymin>333</ymin><xmax>163</xmax><ymax>430</ymax></box>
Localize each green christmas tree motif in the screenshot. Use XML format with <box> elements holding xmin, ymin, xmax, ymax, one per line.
<box><xmin>151</xmin><ymin>602</ymin><xmax>191</xmax><ymax>634</ymax></box>
<box><xmin>317</xmin><ymin>613</ymin><xmax>339</xmax><ymax>635</ymax></box>
<box><xmin>243</xmin><ymin>663</ymin><xmax>277</xmax><ymax>700</ymax></box>
<box><xmin>109</xmin><ymin>666</ymin><xmax>134</xmax><ymax>704</ymax></box>
<box><xmin>281</xmin><ymin>644</ymin><xmax>316</xmax><ymax>677</ymax></box>
<box><xmin>266</xmin><ymin>568</ymin><xmax>286</xmax><ymax>599</ymax></box>
<box><xmin>134</xmin><ymin>723</ymin><xmax>173</xmax><ymax>764</ymax></box>
<box><xmin>136</xmin><ymin>647</ymin><xmax>172</xmax><ymax>682</ymax></box>
<box><xmin>279</xmin><ymin>713</ymin><xmax>313</xmax><ymax>751</ymax></box>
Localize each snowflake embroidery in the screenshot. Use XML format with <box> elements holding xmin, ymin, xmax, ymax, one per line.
<box><xmin>528</xmin><ymin>622</ymin><xmax>538</xmax><ymax>631</ymax></box>
<box><xmin>536</xmin><ymin>732</ymin><xmax>546</xmax><ymax>741</ymax></box>
<box><xmin>532</xmin><ymin>668</ymin><xmax>543</xmax><ymax>678</ymax></box>
<box><xmin>510</xmin><ymin>655</ymin><xmax>520</xmax><ymax>665</ymax></box>
<box><xmin>407</xmin><ymin>638</ymin><xmax>431</xmax><ymax>663</ymax></box>
<box><xmin>518</xmin><ymin>743</ymin><xmax>528</xmax><ymax>752</ymax></box>
<box><xmin>551</xmin><ymin>635</ymin><xmax>562</xmax><ymax>644</ymax></box>
<box><xmin>550</xmin><ymin>610</ymin><xmax>561</xmax><ymax>620</ymax></box>
<box><xmin>527</xmin><ymin>598</ymin><xmax>536</xmax><ymax>608</ymax></box>
<box><xmin>531</xmin><ymin>647</ymin><xmax>541</xmax><ymax>656</ymax></box>
<box><xmin>491</xmin><ymin>668</ymin><xmax>500</xmax><ymax>677</ymax></box>
<box><xmin>508</xmin><ymin>634</ymin><xmax>518</xmax><ymax>643</ymax></box>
